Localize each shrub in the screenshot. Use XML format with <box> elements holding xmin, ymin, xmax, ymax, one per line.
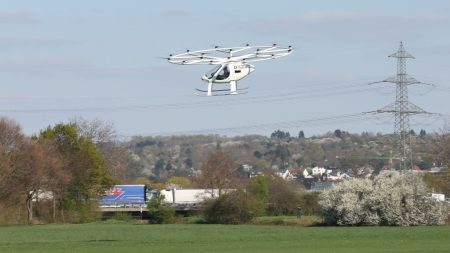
<box><xmin>297</xmin><ymin>192</ymin><xmax>321</xmax><ymax>216</ymax></box>
<box><xmin>111</xmin><ymin>212</ymin><xmax>133</xmax><ymax>222</ymax></box>
<box><xmin>247</xmin><ymin>175</ymin><xmax>302</xmax><ymax>216</ymax></box>
<box><xmin>147</xmin><ymin>194</ymin><xmax>175</xmax><ymax>224</ymax></box>
<box><xmin>266</xmin><ymin>177</ymin><xmax>301</xmax><ymax>216</ymax></box>
<box><xmin>203</xmin><ymin>190</ymin><xmax>263</xmax><ymax>224</ymax></box>
<box><xmin>320</xmin><ymin>171</ymin><xmax>448</xmax><ymax>226</ymax></box>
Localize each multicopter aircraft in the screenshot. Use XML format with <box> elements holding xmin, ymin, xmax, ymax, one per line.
<box><xmin>167</xmin><ymin>44</ymin><xmax>292</xmax><ymax>96</ymax></box>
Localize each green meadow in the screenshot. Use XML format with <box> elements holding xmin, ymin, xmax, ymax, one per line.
<box><xmin>0</xmin><ymin>222</ymin><xmax>449</xmax><ymax>253</ymax></box>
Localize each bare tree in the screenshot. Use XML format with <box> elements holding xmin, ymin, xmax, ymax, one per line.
<box><xmin>197</xmin><ymin>150</ymin><xmax>241</xmax><ymax>196</ymax></box>
<box><xmin>38</xmin><ymin>140</ymin><xmax>69</xmax><ymax>223</ymax></box>
<box><xmin>72</xmin><ymin>117</ymin><xmax>116</xmax><ymax>143</ymax></box>
<box><xmin>9</xmin><ymin>139</ymin><xmax>65</xmax><ymax>224</ymax></box>
<box><xmin>12</xmin><ymin>139</ymin><xmax>46</xmax><ymax>224</ymax></box>
<box><xmin>0</xmin><ymin>117</ymin><xmax>24</xmax><ymax>152</ymax></box>
<box><xmin>73</xmin><ymin>118</ymin><xmax>139</xmax><ymax>182</ymax></box>
<box><xmin>0</xmin><ymin>118</ymin><xmax>24</xmax><ymax>207</ymax></box>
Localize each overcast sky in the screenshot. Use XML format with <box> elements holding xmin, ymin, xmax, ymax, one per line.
<box><xmin>1</xmin><ymin>0</ymin><xmax>450</xmax><ymax>137</ymax></box>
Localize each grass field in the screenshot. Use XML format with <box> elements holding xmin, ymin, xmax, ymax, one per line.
<box><xmin>0</xmin><ymin>222</ymin><xmax>449</xmax><ymax>253</ymax></box>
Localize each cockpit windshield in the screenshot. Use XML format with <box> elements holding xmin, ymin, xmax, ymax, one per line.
<box><xmin>206</xmin><ymin>65</ymin><xmax>222</xmax><ymax>78</ymax></box>
<box><xmin>205</xmin><ymin>65</ymin><xmax>230</xmax><ymax>80</ymax></box>
<box><xmin>216</xmin><ymin>65</ymin><xmax>230</xmax><ymax>80</ymax></box>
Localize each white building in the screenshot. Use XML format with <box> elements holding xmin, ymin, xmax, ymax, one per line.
<box><xmin>311</xmin><ymin>166</ymin><xmax>327</xmax><ymax>176</ymax></box>
<box><xmin>276</xmin><ymin>170</ymin><xmax>296</xmax><ymax>181</ymax></box>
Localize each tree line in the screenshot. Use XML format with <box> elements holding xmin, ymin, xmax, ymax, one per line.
<box><xmin>0</xmin><ymin>117</ymin><xmax>137</xmax><ymax>224</ymax></box>
<box><xmin>1</xmin><ymin>116</ymin><xmax>449</xmax><ymax>225</ymax></box>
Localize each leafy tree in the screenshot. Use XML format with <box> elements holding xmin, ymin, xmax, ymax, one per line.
<box><xmin>271</xmin><ymin>130</ymin><xmax>290</xmax><ymax>139</ymax></box>
<box><xmin>154</xmin><ymin>159</ymin><xmax>165</xmax><ymax>178</ymax></box>
<box><xmin>431</xmin><ymin>132</ymin><xmax>450</xmax><ymax>196</ymax></box>
<box><xmin>151</xmin><ymin>182</ymin><xmax>168</xmax><ymax>191</ymax></box>
<box><xmin>253</xmin><ymin>150</ymin><xmax>263</xmax><ymax>158</ymax></box>
<box><xmin>147</xmin><ymin>194</ymin><xmax>174</xmax><ymax>224</ymax></box>
<box><xmin>422</xmin><ymin>172</ymin><xmax>447</xmax><ymax>195</ymax></box>
<box><xmin>165</xmin><ymin>161</ymin><xmax>173</xmax><ymax>171</ymax></box>
<box><xmin>246</xmin><ymin>175</ymin><xmax>269</xmax><ymax>203</ymax></box>
<box><xmin>168</xmin><ymin>176</ymin><xmax>192</xmax><ymax>189</ymax></box>
<box><xmin>297</xmin><ymin>192</ymin><xmax>320</xmax><ymax>216</ymax></box>
<box><xmin>295</xmin><ymin>158</ymin><xmax>304</xmax><ymax>167</ymax></box>
<box><xmin>298</xmin><ymin>130</ymin><xmax>305</xmax><ymax>138</ymax></box>
<box><xmin>275</xmin><ymin>145</ymin><xmax>290</xmax><ymax>168</ymax></box>
<box><xmin>419</xmin><ymin>129</ymin><xmax>426</xmax><ymax>138</ymax></box>
<box><xmin>334</xmin><ymin>129</ymin><xmax>343</xmax><ymax>139</ymax></box>
<box><xmin>132</xmin><ymin>177</ymin><xmax>151</xmax><ymax>186</ymax></box>
<box><xmin>184</xmin><ymin>158</ymin><xmax>193</xmax><ymax>169</ymax></box>
<box><xmin>247</xmin><ymin>175</ymin><xmax>302</xmax><ymax>216</ymax></box>
<box><xmin>39</xmin><ymin>123</ymin><xmax>114</xmax><ymax>221</ymax></box>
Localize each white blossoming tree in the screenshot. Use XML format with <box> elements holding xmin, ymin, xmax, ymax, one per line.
<box><xmin>320</xmin><ymin>171</ymin><xmax>448</xmax><ymax>226</ymax></box>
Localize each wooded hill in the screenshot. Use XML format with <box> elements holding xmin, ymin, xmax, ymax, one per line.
<box><xmin>126</xmin><ymin>129</ymin><xmax>443</xmax><ymax>181</ymax></box>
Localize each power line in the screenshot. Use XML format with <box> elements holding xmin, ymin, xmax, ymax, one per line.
<box><xmin>129</xmin><ymin>112</ymin><xmax>378</xmax><ymax>137</ymax></box>
<box><xmin>0</xmin><ymin>81</ymin><xmax>383</xmax><ymax>113</ymax></box>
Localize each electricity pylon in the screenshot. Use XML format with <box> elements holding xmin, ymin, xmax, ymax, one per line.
<box><xmin>370</xmin><ymin>42</ymin><xmax>431</xmax><ymax>170</ymax></box>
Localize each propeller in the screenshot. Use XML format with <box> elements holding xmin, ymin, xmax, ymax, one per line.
<box><xmin>167</xmin><ymin>44</ymin><xmax>292</xmax><ymax>65</ymax></box>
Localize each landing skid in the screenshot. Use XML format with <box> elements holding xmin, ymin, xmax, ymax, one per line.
<box><xmin>195</xmin><ymin>87</ymin><xmax>249</xmax><ymax>93</ymax></box>
<box><xmin>195</xmin><ymin>90</ymin><xmax>248</xmax><ymax>97</ymax></box>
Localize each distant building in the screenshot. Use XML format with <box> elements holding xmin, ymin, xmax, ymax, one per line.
<box><xmin>276</xmin><ymin>169</ymin><xmax>296</xmax><ymax>181</ymax></box>
<box><xmin>429</xmin><ymin>167</ymin><xmax>442</xmax><ymax>173</ymax></box>
<box><xmin>311</xmin><ymin>166</ymin><xmax>327</xmax><ymax>176</ymax></box>
<box><xmin>412</xmin><ymin>164</ymin><xmax>423</xmax><ymax>173</ymax></box>
<box><xmin>327</xmin><ymin>170</ymin><xmax>351</xmax><ymax>181</ymax></box>
<box><xmin>302</xmin><ymin>168</ymin><xmax>313</xmax><ymax>179</ymax></box>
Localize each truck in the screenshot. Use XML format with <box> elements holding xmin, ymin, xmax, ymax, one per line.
<box><xmin>99</xmin><ymin>185</ymin><xmax>227</xmax><ymax>213</ymax></box>
<box><xmin>159</xmin><ymin>188</ymin><xmax>230</xmax><ymax>211</ymax></box>
<box><xmin>100</xmin><ymin>185</ymin><xmax>147</xmax><ymax>208</ymax></box>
